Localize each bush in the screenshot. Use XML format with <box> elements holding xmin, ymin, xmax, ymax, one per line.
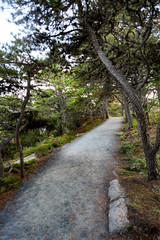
<box><xmin>34</xmin><ymin>143</ymin><xmax>51</xmax><ymax>157</ymax></box>
<box><xmin>1</xmin><ymin>174</ymin><xmax>21</xmax><ymax>191</ymax></box>
<box><xmin>23</xmin><ymin>146</ymin><xmax>37</xmax><ymax>157</ymax></box>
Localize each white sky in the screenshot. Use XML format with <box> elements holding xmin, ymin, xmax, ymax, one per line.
<box><xmin>0</xmin><ymin>3</ymin><xmax>21</xmax><ymax>45</ymax></box>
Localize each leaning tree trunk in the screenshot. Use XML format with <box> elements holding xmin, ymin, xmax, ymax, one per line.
<box><xmin>122</xmin><ymin>92</ymin><xmax>133</xmax><ymax>128</ymax></box>
<box><xmin>84</xmin><ymin>19</ymin><xmax>160</xmax><ymax>180</ymax></box>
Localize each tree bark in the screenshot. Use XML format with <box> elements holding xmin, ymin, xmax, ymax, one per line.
<box><xmin>85</xmin><ymin>21</ymin><xmax>160</xmax><ymax>180</ymax></box>
<box><xmin>16</xmin><ymin>133</ymin><xmax>24</xmax><ymax>178</ymax></box>
<box><xmin>122</xmin><ymin>92</ymin><xmax>133</xmax><ymax>128</ymax></box>
<box><xmin>89</xmin><ymin>107</ymin><xmax>93</xmax><ymax>125</ymax></box>
<box><xmin>104</xmin><ymin>100</ymin><xmax>109</xmax><ymax>119</ymax></box>
<box><xmin>99</xmin><ymin>103</ymin><xmax>104</xmax><ymax>120</ymax></box>
<box><xmin>62</xmin><ymin>110</ymin><xmax>67</xmax><ymax>134</ymax></box>
<box><xmin>0</xmin><ymin>123</ymin><xmax>28</xmax><ymax>178</ymax></box>
<box><xmin>0</xmin><ymin>149</ymin><xmax>4</xmax><ymax>178</ymax></box>
<box><xmin>145</xmin><ymin>150</ymin><xmax>159</xmax><ymax>181</ymax></box>
<box><xmin>16</xmin><ymin>75</ymin><xmax>31</xmax><ymax>178</ymax></box>
<box><xmin>156</xmin><ymin>87</ymin><xmax>160</xmax><ymax>105</ymax></box>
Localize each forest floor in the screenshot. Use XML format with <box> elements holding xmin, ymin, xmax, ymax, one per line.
<box><xmin>114</xmin><ymin>123</ymin><xmax>160</xmax><ymax>240</ymax></box>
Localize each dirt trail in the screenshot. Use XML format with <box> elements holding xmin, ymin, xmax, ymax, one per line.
<box><xmin>0</xmin><ymin>117</ymin><xmax>122</xmax><ymax>240</ymax></box>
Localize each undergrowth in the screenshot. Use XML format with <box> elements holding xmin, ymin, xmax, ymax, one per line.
<box><xmin>118</xmin><ymin>114</ymin><xmax>160</xmax><ymax>232</ymax></box>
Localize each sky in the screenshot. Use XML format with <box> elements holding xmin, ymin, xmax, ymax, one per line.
<box><xmin>0</xmin><ymin>3</ymin><xmax>21</xmax><ymax>45</ymax></box>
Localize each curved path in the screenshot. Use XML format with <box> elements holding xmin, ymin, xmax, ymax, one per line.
<box><xmin>0</xmin><ymin>117</ymin><xmax>122</xmax><ymax>240</ymax></box>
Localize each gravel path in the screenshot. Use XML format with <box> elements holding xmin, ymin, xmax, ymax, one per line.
<box><xmin>0</xmin><ymin>117</ymin><xmax>122</xmax><ymax>240</ymax></box>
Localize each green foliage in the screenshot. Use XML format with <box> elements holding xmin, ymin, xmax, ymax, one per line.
<box><xmin>12</xmin><ymin>159</ymin><xmax>36</xmax><ymax>168</ymax></box>
<box><xmin>24</xmin><ymin>159</ymin><xmax>36</xmax><ymax>165</ymax></box>
<box><xmin>132</xmin><ymin>118</ymin><xmax>138</xmax><ymax>128</ymax></box>
<box><xmin>23</xmin><ymin>146</ymin><xmax>38</xmax><ymax>157</ymax></box>
<box><xmin>12</xmin><ymin>167</ymin><xmax>19</xmax><ymax>173</ymax></box>
<box><xmin>109</xmin><ymin>103</ymin><xmax>122</xmax><ymax>117</ymax></box>
<box><xmin>148</xmin><ymin>107</ymin><xmax>159</xmax><ymax>125</ymax></box>
<box><xmin>125</xmin><ymin>158</ymin><xmax>146</xmax><ymax>172</ymax></box>
<box><xmin>130</xmin><ymin>129</ymin><xmax>138</xmax><ymax>136</ymax></box>
<box><xmin>34</xmin><ymin>143</ymin><xmax>51</xmax><ymax>157</ymax></box>
<box><xmin>27</xmin><ymin>163</ymin><xmax>38</xmax><ymax>173</ymax></box>
<box><xmin>12</xmin><ymin>162</ymin><xmax>20</xmax><ymax>168</ymax></box>
<box><xmin>0</xmin><ymin>186</ymin><xmax>6</xmax><ymax>193</ymax></box>
<box><xmin>123</xmin><ymin>123</ymin><xmax>130</xmax><ymax>131</ymax></box>
<box><xmin>119</xmin><ymin>133</ymin><xmax>126</xmax><ymax>140</ymax></box>
<box><xmin>118</xmin><ymin>169</ymin><xmax>136</xmax><ymax>176</ymax></box>
<box><xmin>1</xmin><ymin>174</ymin><xmax>20</xmax><ymax>191</ymax></box>
<box><xmin>119</xmin><ymin>141</ymin><xmax>134</xmax><ymax>154</ymax></box>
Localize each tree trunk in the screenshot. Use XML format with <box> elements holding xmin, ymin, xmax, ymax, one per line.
<box><xmin>99</xmin><ymin>103</ymin><xmax>104</xmax><ymax>120</ymax></box>
<box><xmin>144</xmin><ymin>149</ymin><xmax>159</xmax><ymax>181</ymax></box>
<box><xmin>15</xmin><ymin>75</ymin><xmax>31</xmax><ymax>178</ymax></box>
<box><xmin>121</xmin><ymin>103</ymin><xmax>124</xmax><ymax>116</ymax></box>
<box><xmin>62</xmin><ymin>111</ymin><xmax>67</xmax><ymax>134</ymax></box>
<box><xmin>156</xmin><ymin>87</ymin><xmax>160</xmax><ymax>105</ymax></box>
<box><xmin>104</xmin><ymin>100</ymin><xmax>109</xmax><ymax>119</ymax></box>
<box><xmin>89</xmin><ymin>107</ymin><xmax>93</xmax><ymax>125</ymax></box>
<box><xmin>16</xmin><ymin>133</ymin><xmax>24</xmax><ymax>178</ymax></box>
<box><xmin>85</xmin><ymin>21</ymin><xmax>160</xmax><ymax>180</ymax></box>
<box><xmin>0</xmin><ymin>149</ymin><xmax>4</xmax><ymax>178</ymax></box>
<box><xmin>122</xmin><ymin>92</ymin><xmax>133</xmax><ymax>128</ymax></box>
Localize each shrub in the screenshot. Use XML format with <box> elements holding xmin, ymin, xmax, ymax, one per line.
<box><xmin>1</xmin><ymin>174</ymin><xmax>21</xmax><ymax>190</ymax></box>
<box><xmin>34</xmin><ymin>143</ymin><xmax>51</xmax><ymax>157</ymax></box>
<box><xmin>23</xmin><ymin>146</ymin><xmax>37</xmax><ymax>157</ymax></box>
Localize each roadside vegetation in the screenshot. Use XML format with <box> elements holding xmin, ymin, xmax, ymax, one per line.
<box><xmin>118</xmin><ymin>107</ymin><xmax>160</xmax><ymax>238</ymax></box>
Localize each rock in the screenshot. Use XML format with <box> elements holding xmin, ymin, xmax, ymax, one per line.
<box><xmin>14</xmin><ymin>153</ymin><xmax>36</xmax><ymax>164</ymax></box>
<box><xmin>108</xmin><ymin>179</ymin><xmax>125</xmax><ymax>202</ymax></box>
<box><xmin>109</xmin><ymin>198</ymin><xmax>130</xmax><ymax>233</ymax></box>
<box><xmin>108</xmin><ymin>179</ymin><xmax>130</xmax><ymax>234</ymax></box>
